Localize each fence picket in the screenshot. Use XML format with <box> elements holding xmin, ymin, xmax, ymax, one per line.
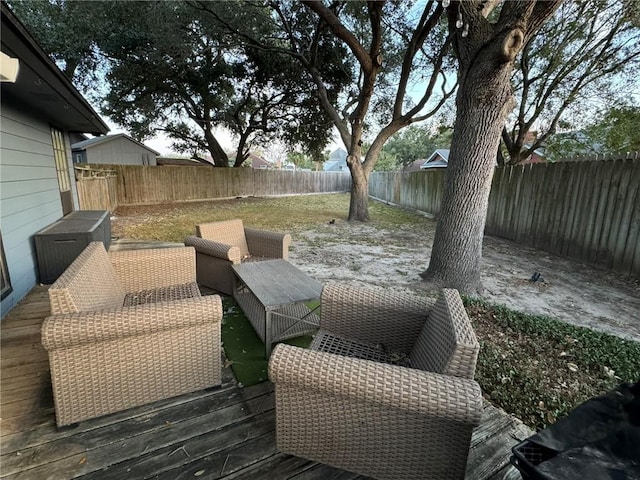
<box><xmin>370</xmin><ymin>153</ymin><xmax>639</xmax><ymax>277</ymax></box>
<box><xmin>77</xmin><ymin>165</ymin><xmax>352</xmax><ymax>209</ymax></box>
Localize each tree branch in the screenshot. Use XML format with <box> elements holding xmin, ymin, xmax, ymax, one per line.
<box><xmin>302</xmin><ymin>0</ymin><xmax>373</xmax><ymax>72</ymax></box>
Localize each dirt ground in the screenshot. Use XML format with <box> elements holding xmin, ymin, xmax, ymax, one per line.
<box><xmin>288</xmin><ymin>219</ymin><xmax>640</xmax><ymax>342</ymax></box>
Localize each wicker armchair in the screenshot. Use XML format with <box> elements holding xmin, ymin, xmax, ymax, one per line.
<box><xmin>268</xmin><ymin>284</ymin><xmax>482</xmax><ymax>480</ymax></box>
<box><xmin>42</xmin><ymin>242</ymin><xmax>223</xmax><ymax>427</ymax></box>
<box><xmin>184</xmin><ymin>219</ymin><xmax>291</xmax><ymax>295</ymax></box>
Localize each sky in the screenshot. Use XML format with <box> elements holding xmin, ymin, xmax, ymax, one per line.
<box><xmin>102</xmin><ymin>118</ymin><xmax>234</xmax><ymax>157</ymax></box>
<box><xmin>102</xmin><ymin>113</ymin><xmax>344</xmax><ymax>158</ymax></box>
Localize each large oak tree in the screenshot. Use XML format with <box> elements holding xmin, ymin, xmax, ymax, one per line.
<box><xmin>422</xmin><ymin>0</ymin><xmax>562</xmax><ymax>293</ymax></box>
<box><xmin>197</xmin><ymin>0</ymin><xmax>456</xmax><ymax>220</ymax></box>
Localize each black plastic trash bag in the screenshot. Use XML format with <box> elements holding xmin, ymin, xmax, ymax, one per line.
<box><xmin>511</xmin><ymin>380</ymin><xmax>640</xmax><ymax>480</ymax></box>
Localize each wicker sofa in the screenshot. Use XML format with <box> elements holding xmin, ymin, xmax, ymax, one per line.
<box><xmin>184</xmin><ymin>219</ymin><xmax>291</xmax><ymax>295</ymax></box>
<box><xmin>42</xmin><ymin>242</ymin><xmax>223</xmax><ymax>427</ymax></box>
<box><xmin>269</xmin><ymin>284</ymin><xmax>482</xmax><ymax>480</ymax></box>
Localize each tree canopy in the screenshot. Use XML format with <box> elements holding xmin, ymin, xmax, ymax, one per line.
<box><xmin>384</xmin><ymin>123</ymin><xmax>453</xmax><ymax>168</ymax></box>
<box><xmin>196</xmin><ymin>0</ymin><xmax>456</xmax><ymax>219</ymax></box>
<box><xmin>11</xmin><ymin>0</ymin><xmax>343</xmax><ymax>166</ymax></box>
<box><xmin>9</xmin><ymin>0</ymin><xmax>107</xmax><ymax>89</ymax></box>
<box><xmin>101</xmin><ymin>2</ymin><xmax>345</xmax><ymax>166</ymax></box>
<box><xmin>502</xmin><ymin>0</ymin><xmax>640</xmax><ymax>164</ymax></box>
<box><xmin>545</xmin><ymin>104</ymin><xmax>640</xmax><ymax>159</ymax></box>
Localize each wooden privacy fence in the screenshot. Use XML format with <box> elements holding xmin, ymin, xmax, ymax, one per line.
<box><xmin>370</xmin><ymin>154</ymin><xmax>640</xmax><ymax>278</ymax></box>
<box><xmin>76</xmin><ymin>165</ymin><xmax>351</xmax><ymax>209</ymax></box>
<box><xmin>369</xmin><ymin>169</ymin><xmax>447</xmax><ymax>216</ymax></box>
<box><xmin>74</xmin><ymin>167</ymin><xmax>119</xmax><ymax>212</ymax></box>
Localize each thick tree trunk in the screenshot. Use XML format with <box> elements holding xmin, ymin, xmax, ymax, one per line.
<box><xmin>204</xmin><ymin>126</ymin><xmax>229</xmax><ymax>167</ymax></box>
<box><xmin>422</xmin><ymin>51</ymin><xmax>515</xmax><ymax>294</ymax></box>
<box><xmin>348</xmin><ymin>158</ymin><xmax>370</xmax><ymax>222</ymax></box>
<box><xmin>234</xmin><ymin>131</ymin><xmax>251</xmax><ymax>167</ymax></box>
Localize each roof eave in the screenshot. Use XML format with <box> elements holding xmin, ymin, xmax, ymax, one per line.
<box><xmin>0</xmin><ymin>2</ymin><xmax>109</xmax><ymax>135</ymax></box>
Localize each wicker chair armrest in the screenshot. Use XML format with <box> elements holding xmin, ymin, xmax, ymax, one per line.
<box><xmin>184</xmin><ymin>236</ymin><xmax>241</xmax><ymax>263</ymax></box>
<box><xmin>109</xmin><ymin>246</ymin><xmax>197</xmax><ymax>291</ymax></box>
<box><xmin>42</xmin><ymin>295</ymin><xmax>222</xmax><ymax>351</ymax></box>
<box><xmin>269</xmin><ymin>344</ymin><xmax>482</xmax><ymax>424</ymax></box>
<box><xmin>244</xmin><ymin>228</ymin><xmax>291</xmax><ymax>259</ymax></box>
<box><xmin>320</xmin><ymin>283</ymin><xmax>435</xmax><ymax>353</ymax></box>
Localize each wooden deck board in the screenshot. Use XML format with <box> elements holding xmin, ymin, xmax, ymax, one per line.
<box><xmin>0</xmin><ymin>283</ymin><xmax>533</xmax><ymax>480</ymax></box>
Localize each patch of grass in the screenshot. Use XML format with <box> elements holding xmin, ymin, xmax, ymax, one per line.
<box><xmin>221</xmin><ymin>297</ymin><xmax>313</xmax><ymax>387</ymax></box>
<box><xmin>464</xmin><ymin>297</ymin><xmax>640</xmax><ymax>430</ymax></box>
<box><xmin>113</xmin><ymin>194</ymin><xmax>425</xmax><ymax>243</ymax></box>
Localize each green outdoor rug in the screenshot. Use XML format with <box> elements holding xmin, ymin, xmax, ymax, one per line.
<box><xmin>221</xmin><ymin>297</ymin><xmax>314</xmax><ymax>387</ymax></box>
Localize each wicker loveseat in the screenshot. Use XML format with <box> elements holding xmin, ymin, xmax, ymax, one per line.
<box><xmin>269</xmin><ymin>284</ymin><xmax>482</xmax><ymax>480</ymax></box>
<box><xmin>184</xmin><ymin>219</ymin><xmax>291</xmax><ymax>295</ymax></box>
<box><xmin>42</xmin><ymin>242</ymin><xmax>223</xmax><ymax>427</ymax></box>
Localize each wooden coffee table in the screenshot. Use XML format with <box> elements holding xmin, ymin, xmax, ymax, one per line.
<box><xmin>231</xmin><ymin>259</ymin><xmax>322</xmax><ymax>358</ymax></box>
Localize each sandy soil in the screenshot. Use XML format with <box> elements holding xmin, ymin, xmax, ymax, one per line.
<box><xmin>289</xmin><ymin>219</ymin><xmax>640</xmax><ymax>342</ymax></box>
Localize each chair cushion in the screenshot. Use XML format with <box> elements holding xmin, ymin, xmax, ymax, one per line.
<box><xmin>123</xmin><ymin>282</ymin><xmax>201</xmax><ymax>306</ymax></box>
<box><xmin>197</xmin><ymin>219</ymin><xmax>249</xmax><ymax>258</ymax></box>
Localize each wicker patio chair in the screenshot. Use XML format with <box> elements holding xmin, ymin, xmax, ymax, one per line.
<box><xmin>268</xmin><ymin>284</ymin><xmax>482</xmax><ymax>480</ymax></box>
<box><xmin>184</xmin><ymin>218</ymin><xmax>291</xmax><ymax>295</ymax></box>
<box><xmin>42</xmin><ymin>242</ymin><xmax>223</xmax><ymax>427</ymax></box>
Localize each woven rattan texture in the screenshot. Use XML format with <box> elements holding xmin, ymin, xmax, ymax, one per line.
<box><xmin>275</xmin><ymin>385</ymin><xmax>475</xmax><ymax>480</ymax></box>
<box><xmin>189</xmin><ymin>220</ymin><xmax>291</xmax><ymax>295</ymax></box>
<box><xmin>235</xmin><ymin>288</ymin><xmax>319</xmax><ymax>345</ymax></box>
<box><xmin>410</xmin><ymin>288</ymin><xmax>479</xmax><ymax>379</ymax></box>
<box><xmin>197</xmin><ymin>219</ymin><xmax>250</xmax><ymax>257</ymax></box>
<box><xmin>269</xmin><ymin>304</ymin><xmax>319</xmax><ymax>342</ymax></box>
<box><xmin>244</xmin><ymin>227</ymin><xmax>291</xmax><ymax>259</ymax></box>
<box><xmin>42</xmin><ymin>296</ymin><xmax>222</xmax><ymax>350</ymax></box>
<box><xmin>49</xmin><ymin>242</ymin><xmax>125</xmax><ymax>315</ymax></box>
<box><xmin>270</xmin><ymin>344</ymin><xmax>482</xmax><ymax>480</ymax></box>
<box><xmin>42</xmin><ymin>243</ymin><xmax>223</xmax><ymax>426</ymax></box>
<box><xmin>319</xmin><ymin>283</ymin><xmax>434</xmax><ymax>354</ymax></box>
<box><xmin>185</xmin><ymin>236</ymin><xmax>241</xmax><ymax>262</ymax></box>
<box><xmin>49</xmin><ymin>322</ymin><xmax>220</xmax><ymax>427</ymax></box>
<box><xmin>109</xmin><ymin>246</ymin><xmax>196</xmax><ymax>292</ymax></box>
<box><xmin>123</xmin><ymin>282</ymin><xmax>201</xmax><ymax>306</ymax></box>
<box><xmin>269</xmin><ymin>285</ymin><xmax>483</xmax><ymax>480</ymax></box>
<box><xmin>270</xmin><ymin>344</ymin><xmax>481</xmax><ymax>419</ymax></box>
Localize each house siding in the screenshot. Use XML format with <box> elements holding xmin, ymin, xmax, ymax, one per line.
<box><xmin>84</xmin><ymin>136</ymin><xmax>157</xmax><ymax>166</ymax></box>
<box><xmin>73</xmin><ymin>150</ymin><xmax>87</xmax><ymax>164</ymax></box>
<box><xmin>0</xmin><ymin>103</ymin><xmax>77</xmax><ymax>316</ymax></box>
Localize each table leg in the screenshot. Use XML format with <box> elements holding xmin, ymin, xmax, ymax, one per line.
<box><xmin>265</xmin><ymin>310</ymin><xmax>272</xmax><ymax>359</ymax></box>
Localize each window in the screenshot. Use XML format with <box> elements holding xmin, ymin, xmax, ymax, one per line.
<box><xmin>0</xmin><ymin>232</ymin><xmax>12</xmax><ymax>300</ymax></box>
<box><xmin>51</xmin><ymin>128</ymin><xmax>71</xmax><ymax>192</ymax></box>
<box><xmin>51</xmin><ymin>128</ymin><xmax>73</xmax><ymax>215</ymax></box>
<box><xmin>74</xmin><ymin>153</ymin><xmax>83</xmax><ymax>163</ymax></box>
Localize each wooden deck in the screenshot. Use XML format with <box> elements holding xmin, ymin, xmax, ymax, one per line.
<box><xmin>1</xmin><ymin>284</ymin><xmax>532</xmax><ymax>480</ymax></box>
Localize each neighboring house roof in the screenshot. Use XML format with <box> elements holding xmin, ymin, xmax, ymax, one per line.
<box><xmin>247</xmin><ymin>152</ymin><xmax>272</xmax><ymax>169</ymax></box>
<box><xmin>156</xmin><ymin>157</ymin><xmax>213</xmax><ymax>167</ymax></box>
<box><xmin>323</xmin><ymin>160</ymin><xmax>347</xmax><ymax>171</ymax></box>
<box><xmin>421</xmin><ymin>149</ymin><xmax>450</xmax><ymax>169</ymax></box>
<box><xmin>329</xmin><ymin>148</ymin><xmax>347</xmax><ymax>163</ymax></box>
<box><xmin>404</xmin><ymin>159</ymin><xmax>427</xmax><ymax>172</ymax></box>
<box><xmin>516</xmin><ymin>145</ymin><xmax>546</xmax><ymax>165</ymax></box>
<box><xmin>0</xmin><ymin>2</ymin><xmax>108</xmax><ymax>135</ymax></box>
<box><xmin>69</xmin><ymin>132</ymin><xmax>89</xmax><ymax>145</ymax></box>
<box><xmin>71</xmin><ymin>133</ymin><xmax>159</xmax><ymax>156</ymax></box>
<box><xmin>324</xmin><ymin>149</ymin><xmax>348</xmax><ymax>171</ymax></box>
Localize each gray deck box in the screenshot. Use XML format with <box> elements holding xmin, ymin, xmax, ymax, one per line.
<box><xmin>34</xmin><ymin>210</ymin><xmax>111</xmax><ymax>284</ymax></box>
